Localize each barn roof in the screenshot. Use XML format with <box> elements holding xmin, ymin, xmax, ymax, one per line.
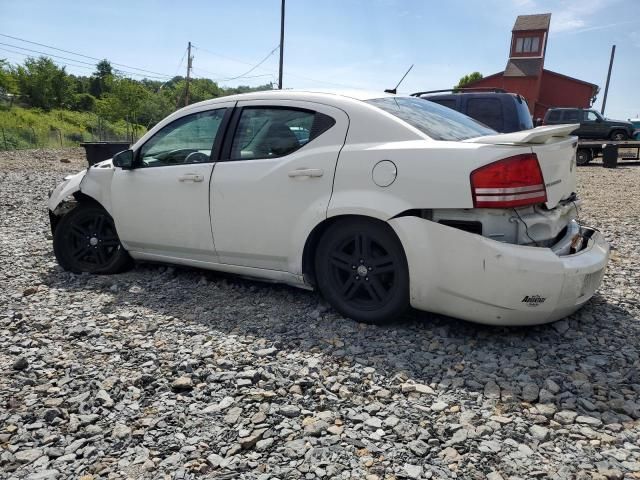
<box><xmin>513</xmin><ymin>13</ymin><xmax>551</xmax><ymax>31</ymax></box>
<box><xmin>504</xmin><ymin>58</ymin><xmax>544</xmax><ymax>77</ymax></box>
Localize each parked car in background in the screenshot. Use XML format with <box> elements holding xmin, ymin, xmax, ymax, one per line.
<box><xmin>412</xmin><ymin>88</ymin><xmax>534</xmax><ymax>133</ymax></box>
<box><xmin>48</xmin><ymin>90</ymin><xmax>608</xmax><ymax>327</ymax></box>
<box><xmin>544</xmin><ymin>108</ymin><xmax>635</xmax><ymax>140</ymax></box>
<box><xmin>629</xmin><ymin>118</ymin><xmax>640</xmax><ymax>140</ymax></box>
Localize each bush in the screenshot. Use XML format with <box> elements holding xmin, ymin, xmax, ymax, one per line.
<box><xmin>71</xmin><ymin>93</ymin><xmax>96</xmax><ymax>112</ymax></box>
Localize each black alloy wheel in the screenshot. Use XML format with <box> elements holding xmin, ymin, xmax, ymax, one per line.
<box><xmin>53</xmin><ymin>203</ymin><xmax>131</xmax><ymax>274</ymax></box>
<box><xmin>315</xmin><ymin>219</ymin><xmax>409</xmax><ymax>324</ymax></box>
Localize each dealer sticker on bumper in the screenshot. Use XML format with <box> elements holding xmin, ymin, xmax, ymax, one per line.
<box><xmin>521</xmin><ymin>295</ymin><xmax>546</xmax><ymax>307</ymax></box>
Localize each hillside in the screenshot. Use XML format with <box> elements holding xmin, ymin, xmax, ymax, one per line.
<box><xmin>0</xmin><ymin>106</ymin><xmax>143</xmax><ymax>150</ymax></box>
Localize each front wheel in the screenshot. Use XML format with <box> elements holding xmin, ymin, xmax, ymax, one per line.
<box><xmin>53</xmin><ymin>203</ymin><xmax>132</xmax><ymax>274</ymax></box>
<box><xmin>315</xmin><ymin>219</ymin><xmax>410</xmax><ymax>325</ymax></box>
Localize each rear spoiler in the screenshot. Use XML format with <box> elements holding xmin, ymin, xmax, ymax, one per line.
<box><xmin>465</xmin><ymin>124</ymin><xmax>579</xmax><ymax>145</ymax></box>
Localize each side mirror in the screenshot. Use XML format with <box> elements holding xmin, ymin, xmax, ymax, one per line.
<box><xmin>112</xmin><ymin>149</ymin><xmax>134</xmax><ymax>169</ymax></box>
<box><xmin>596</xmin><ymin>117</ymin><xmax>603</xmax><ymax>123</ymax></box>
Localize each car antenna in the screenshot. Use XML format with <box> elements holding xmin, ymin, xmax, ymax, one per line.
<box><xmin>384</xmin><ymin>64</ymin><xmax>414</xmax><ymax>94</ymax></box>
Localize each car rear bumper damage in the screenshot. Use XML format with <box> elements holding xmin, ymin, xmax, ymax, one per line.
<box><xmin>390</xmin><ymin>216</ymin><xmax>609</xmax><ymax>326</ymax></box>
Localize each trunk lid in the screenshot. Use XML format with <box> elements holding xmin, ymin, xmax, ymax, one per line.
<box><xmin>465</xmin><ymin>124</ymin><xmax>579</xmax><ymax>209</ymax></box>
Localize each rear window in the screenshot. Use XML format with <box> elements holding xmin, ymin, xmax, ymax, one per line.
<box><xmin>367</xmin><ymin>97</ymin><xmax>495</xmax><ymax>141</ymax></box>
<box><xmin>546</xmin><ymin>110</ymin><xmax>561</xmax><ymax>122</ymax></box>
<box><xmin>466</xmin><ymin>98</ymin><xmax>503</xmax><ymax>131</ymax></box>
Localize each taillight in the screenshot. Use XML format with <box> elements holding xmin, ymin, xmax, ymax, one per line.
<box><xmin>470</xmin><ymin>154</ymin><xmax>547</xmax><ymax>208</ymax></box>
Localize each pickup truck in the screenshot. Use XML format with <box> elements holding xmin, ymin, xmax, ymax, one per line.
<box><xmin>543</xmin><ymin>108</ymin><xmax>635</xmax><ymax>141</ymax></box>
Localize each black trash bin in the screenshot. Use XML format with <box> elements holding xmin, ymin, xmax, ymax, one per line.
<box><xmin>602</xmin><ymin>143</ymin><xmax>618</xmax><ymax>169</ymax></box>
<box><xmin>80</xmin><ymin>142</ymin><xmax>130</xmax><ymax>166</ymax></box>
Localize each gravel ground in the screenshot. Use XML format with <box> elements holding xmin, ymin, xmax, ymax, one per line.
<box><xmin>1</xmin><ymin>149</ymin><xmax>639</xmax><ymax>480</ymax></box>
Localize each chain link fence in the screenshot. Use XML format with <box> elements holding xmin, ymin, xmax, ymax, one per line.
<box><xmin>0</xmin><ymin>126</ymin><xmax>143</xmax><ymax>151</ymax></box>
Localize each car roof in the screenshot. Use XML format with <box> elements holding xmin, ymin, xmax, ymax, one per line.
<box><xmin>185</xmin><ymin>89</ymin><xmax>397</xmax><ymax>110</ymax></box>
<box><xmin>421</xmin><ymin>92</ymin><xmax>519</xmax><ymax>97</ymax></box>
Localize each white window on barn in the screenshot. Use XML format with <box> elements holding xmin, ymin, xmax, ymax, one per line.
<box><xmin>516</xmin><ymin>38</ymin><xmax>524</xmax><ymax>53</ymax></box>
<box><xmin>515</xmin><ymin>36</ymin><xmax>541</xmax><ymax>54</ymax></box>
<box><xmin>531</xmin><ymin>37</ymin><xmax>540</xmax><ymax>52</ymax></box>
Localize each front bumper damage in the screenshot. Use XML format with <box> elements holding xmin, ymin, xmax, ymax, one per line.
<box><xmin>390</xmin><ymin>216</ymin><xmax>609</xmax><ymax>326</ymax></box>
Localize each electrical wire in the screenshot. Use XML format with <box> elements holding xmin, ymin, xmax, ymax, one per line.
<box><xmin>0</xmin><ymin>46</ymin><xmax>98</xmax><ymax>72</ymax></box>
<box><xmin>192</xmin><ymin>43</ymin><xmax>358</xmax><ymax>88</ymax></box>
<box><xmin>513</xmin><ymin>208</ymin><xmax>540</xmax><ymax>246</ymax></box>
<box><xmin>0</xmin><ymin>42</ymin><xmax>171</xmax><ymax>80</ymax></box>
<box><xmin>174</xmin><ymin>47</ymin><xmax>188</xmax><ymax>77</ymax></box>
<box><xmin>2</xmin><ymin>32</ymin><xmax>359</xmax><ymax>88</ymax></box>
<box><xmin>0</xmin><ymin>32</ymin><xmax>174</xmax><ymax>78</ymax></box>
<box><xmin>219</xmin><ymin>45</ymin><xmax>279</xmax><ymax>81</ymax></box>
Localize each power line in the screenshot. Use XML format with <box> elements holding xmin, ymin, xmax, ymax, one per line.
<box><xmin>0</xmin><ymin>42</ymin><xmax>171</xmax><ymax>77</ymax></box>
<box><xmin>0</xmin><ymin>32</ymin><xmax>174</xmax><ymax>78</ymax></box>
<box><xmin>222</xmin><ymin>45</ymin><xmax>279</xmax><ymax>81</ymax></box>
<box><xmin>192</xmin><ymin>43</ymin><xmax>356</xmax><ymax>89</ymax></box>
<box><xmin>191</xmin><ymin>45</ymin><xmax>266</xmax><ymax>69</ymax></box>
<box><xmin>0</xmin><ymin>47</ymin><xmax>97</xmax><ymax>73</ymax></box>
<box><xmin>174</xmin><ymin>47</ymin><xmax>188</xmax><ymax>77</ymax></box>
<box><xmin>0</xmin><ymin>42</ymin><xmax>171</xmax><ymax>80</ymax></box>
<box><xmin>1</xmin><ymin>31</ymin><xmax>357</xmax><ymax>89</ymax></box>
<box><xmin>0</xmin><ymin>42</ymin><xmax>97</xmax><ymax>67</ymax></box>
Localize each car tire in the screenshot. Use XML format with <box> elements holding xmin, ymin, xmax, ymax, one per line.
<box><xmin>53</xmin><ymin>202</ymin><xmax>132</xmax><ymax>274</ymax></box>
<box><xmin>314</xmin><ymin>218</ymin><xmax>410</xmax><ymax>325</ymax></box>
<box><xmin>576</xmin><ymin>148</ymin><xmax>593</xmax><ymax>166</ymax></box>
<box><xmin>610</xmin><ymin>130</ymin><xmax>628</xmax><ymax>141</ymax></box>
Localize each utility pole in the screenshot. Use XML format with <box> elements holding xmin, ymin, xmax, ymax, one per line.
<box><xmin>601</xmin><ymin>44</ymin><xmax>615</xmax><ymax>116</ymax></box>
<box><xmin>278</xmin><ymin>0</ymin><xmax>285</xmax><ymax>89</ymax></box>
<box><xmin>185</xmin><ymin>41</ymin><xmax>193</xmax><ymax>106</ymax></box>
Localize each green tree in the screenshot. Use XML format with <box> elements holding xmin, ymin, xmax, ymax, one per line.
<box><xmin>89</xmin><ymin>59</ymin><xmax>113</xmax><ymax>98</ymax></box>
<box><xmin>97</xmin><ymin>76</ymin><xmax>149</xmax><ymax>124</ymax></box>
<box><xmin>15</xmin><ymin>57</ymin><xmax>72</xmax><ymax>110</ymax></box>
<box><xmin>0</xmin><ymin>59</ymin><xmax>19</xmax><ymax>96</ymax></box>
<box><xmin>70</xmin><ymin>93</ymin><xmax>96</xmax><ymax>112</ymax></box>
<box><xmin>455</xmin><ymin>71</ymin><xmax>483</xmax><ymax>90</ymax></box>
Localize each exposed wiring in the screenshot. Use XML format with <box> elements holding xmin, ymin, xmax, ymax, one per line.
<box><xmin>572</xmin><ymin>200</ymin><xmax>582</xmax><ymax>231</ymax></box>
<box><xmin>512</xmin><ymin>208</ymin><xmax>540</xmax><ymax>246</ymax></box>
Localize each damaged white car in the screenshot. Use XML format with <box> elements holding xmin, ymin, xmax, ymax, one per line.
<box><xmin>48</xmin><ymin>90</ymin><xmax>609</xmax><ymax>326</ymax></box>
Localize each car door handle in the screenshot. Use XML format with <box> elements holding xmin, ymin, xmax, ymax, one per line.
<box><xmin>178</xmin><ymin>174</ymin><xmax>204</xmax><ymax>182</ymax></box>
<box><xmin>288</xmin><ymin>168</ymin><xmax>324</xmax><ymax>178</ymax></box>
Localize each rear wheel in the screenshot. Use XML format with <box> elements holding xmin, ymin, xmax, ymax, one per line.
<box><xmin>576</xmin><ymin>148</ymin><xmax>593</xmax><ymax>166</ymax></box>
<box><xmin>315</xmin><ymin>219</ymin><xmax>409</xmax><ymax>324</ymax></box>
<box><xmin>53</xmin><ymin>203</ymin><xmax>132</xmax><ymax>274</ymax></box>
<box><xmin>610</xmin><ymin>130</ymin><xmax>628</xmax><ymax>141</ymax></box>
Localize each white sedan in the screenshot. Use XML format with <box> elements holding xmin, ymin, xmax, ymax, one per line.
<box><xmin>48</xmin><ymin>90</ymin><xmax>609</xmax><ymax>326</ymax></box>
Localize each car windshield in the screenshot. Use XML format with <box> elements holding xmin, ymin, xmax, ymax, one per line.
<box><xmin>366</xmin><ymin>97</ymin><xmax>496</xmax><ymax>141</ymax></box>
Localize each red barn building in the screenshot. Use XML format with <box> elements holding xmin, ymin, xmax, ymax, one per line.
<box><xmin>468</xmin><ymin>13</ymin><xmax>599</xmax><ymax>121</ymax></box>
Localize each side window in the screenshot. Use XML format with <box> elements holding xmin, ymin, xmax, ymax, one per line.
<box><xmin>430</xmin><ymin>99</ymin><xmax>458</xmax><ymax>111</ymax></box>
<box><xmin>230</xmin><ymin>107</ymin><xmax>335</xmax><ymax>160</ymax></box>
<box><xmin>584</xmin><ymin>111</ymin><xmax>599</xmax><ymax>121</ymax></box>
<box><xmin>138</xmin><ymin>109</ymin><xmax>226</xmax><ymax>167</ymax></box>
<box><xmin>563</xmin><ymin>110</ymin><xmax>580</xmax><ymax>122</ymax></box>
<box><xmin>547</xmin><ymin>110</ymin><xmax>561</xmax><ymax>122</ymax></box>
<box><xmin>466</xmin><ymin>98</ymin><xmax>504</xmax><ymax>132</ymax></box>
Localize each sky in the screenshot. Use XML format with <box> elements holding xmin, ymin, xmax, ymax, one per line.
<box><xmin>1</xmin><ymin>0</ymin><xmax>638</xmax><ymax>119</ymax></box>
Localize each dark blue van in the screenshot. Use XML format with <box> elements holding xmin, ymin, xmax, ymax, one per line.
<box><xmin>411</xmin><ymin>89</ymin><xmax>534</xmax><ymax>133</ymax></box>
